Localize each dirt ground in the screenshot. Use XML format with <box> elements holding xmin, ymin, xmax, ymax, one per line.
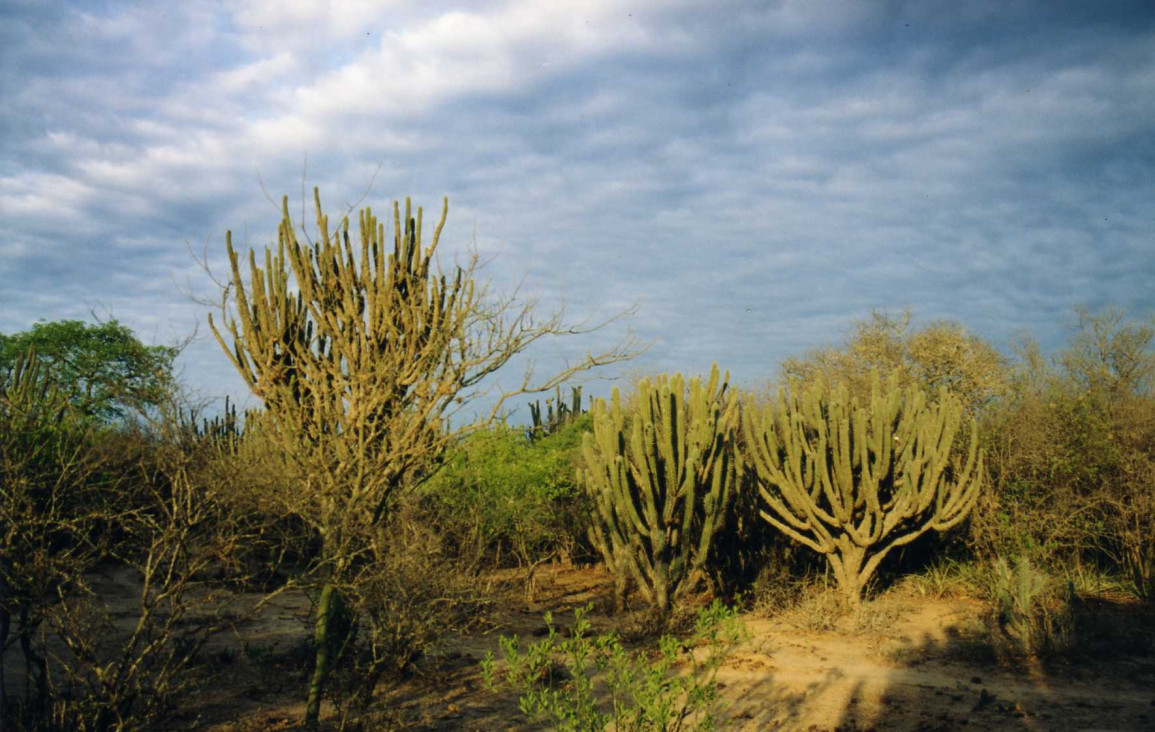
<box><xmin>6</xmin><ymin>566</ymin><xmax>1154</xmax><ymax>731</ymax></box>
<box><xmin>187</xmin><ymin>567</ymin><xmax>1154</xmax><ymax>732</ymax></box>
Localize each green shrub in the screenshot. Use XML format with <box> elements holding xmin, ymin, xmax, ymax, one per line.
<box><xmin>482</xmin><ymin>601</ymin><xmax>746</xmax><ymax>732</ymax></box>
<box><xmin>422</xmin><ymin>415</ymin><xmax>592</xmax><ymax>571</ymax></box>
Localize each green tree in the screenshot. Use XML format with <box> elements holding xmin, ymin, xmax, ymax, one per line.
<box><xmin>0</xmin><ymin>320</ymin><xmax>177</xmax><ymax>421</ymax></box>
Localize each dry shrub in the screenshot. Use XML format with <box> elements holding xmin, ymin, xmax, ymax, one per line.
<box><xmin>319</xmin><ymin>503</ymin><xmax>488</xmax><ymax>731</ymax></box>
<box><xmin>973</xmin><ymin>308</ymin><xmax>1155</xmax><ymax>600</ymax></box>
<box><xmin>1</xmin><ymin>356</ymin><xmax>278</xmax><ymax>732</ymax></box>
<box><xmin>33</xmin><ymin>421</ymin><xmax>276</xmax><ymax>732</ymax></box>
<box><xmin>781</xmin><ymin>582</ymin><xmax>846</xmax><ymax>633</ymax></box>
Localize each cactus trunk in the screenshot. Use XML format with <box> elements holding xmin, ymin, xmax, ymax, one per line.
<box><xmin>828</xmin><ymin>541</ymin><xmax>867</xmax><ymax>605</ymax></box>
<box><xmin>305</xmin><ymin>583</ymin><xmax>340</xmax><ymax>728</ymax></box>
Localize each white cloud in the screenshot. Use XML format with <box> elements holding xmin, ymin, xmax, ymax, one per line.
<box><xmin>212</xmin><ymin>52</ymin><xmax>298</xmax><ymax>93</ymax></box>
<box><xmin>290</xmin><ymin>0</ymin><xmax>671</xmax><ymax>117</ymax></box>
<box><xmin>234</xmin><ymin>0</ymin><xmax>404</xmax><ymax>41</ymax></box>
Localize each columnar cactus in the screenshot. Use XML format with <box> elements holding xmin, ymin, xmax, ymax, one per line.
<box><xmin>209</xmin><ymin>187</ymin><xmax>638</xmax><ymax>727</ymax></box>
<box><xmin>580</xmin><ymin>365</ymin><xmax>739</xmax><ymax>621</ymax></box>
<box><xmin>742</xmin><ymin>373</ymin><xmax>983</xmax><ymax>604</ymax></box>
<box><xmin>209</xmin><ymin>189</ymin><xmax>469</xmax><ymax>727</ymax></box>
<box><xmin>528</xmin><ymin>385</ymin><xmax>584</xmax><ymax>440</ymax></box>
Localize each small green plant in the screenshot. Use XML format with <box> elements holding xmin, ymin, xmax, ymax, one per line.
<box><xmin>988</xmin><ymin>556</ymin><xmax>1073</xmax><ymax>658</ymax></box>
<box><xmin>482</xmin><ymin>601</ymin><xmax>746</xmax><ymax>732</ymax></box>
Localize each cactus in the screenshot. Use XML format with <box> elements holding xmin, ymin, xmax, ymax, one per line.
<box><xmin>209</xmin><ymin>187</ymin><xmax>640</xmax><ymax>727</ymax></box>
<box><xmin>989</xmin><ymin>556</ymin><xmax>1073</xmax><ymax>657</ymax></box>
<box><xmin>528</xmin><ymin>385</ymin><xmax>584</xmax><ymax>440</ymax></box>
<box><xmin>580</xmin><ymin>365</ymin><xmax>738</xmax><ymax>621</ymax></box>
<box><xmin>742</xmin><ymin>372</ymin><xmax>983</xmax><ymax>605</ymax></box>
<box><xmin>188</xmin><ymin>396</ymin><xmax>255</xmax><ymax>456</ymax></box>
<box><xmin>2</xmin><ymin>348</ymin><xmax>64</xmax><ymax>416</ymax></box>
<box><xmin>209</xmin><ymin>189</ymin><xmax>466</xmax><ymax>727</ymax></box>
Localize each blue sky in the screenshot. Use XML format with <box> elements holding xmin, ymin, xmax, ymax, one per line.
<box><xmin>2</xmin><ymin>0</ymin><xmax>1153</xmax><ymax>416</ymax></box>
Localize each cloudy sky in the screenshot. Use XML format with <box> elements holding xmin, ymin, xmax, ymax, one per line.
<box><xmin>2</xmin><ymin>0</ymin><xmax>1153</xmax><ymax>415</ymax></box>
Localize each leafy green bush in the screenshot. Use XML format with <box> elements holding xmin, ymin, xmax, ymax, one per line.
<box><xmin>482</xmin><ymin>601</ymin><xmax>746</xmax><ymax>732</ymax></box>
<box><xmin>422</xmin><ymin>415</ymin><xmax>592</xmax><ymax>571</ymax></box>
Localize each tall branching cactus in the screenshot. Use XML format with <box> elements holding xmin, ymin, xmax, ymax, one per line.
<box><xmin>209</xmin><ymin>188</ymin><xmax>637</xmax><ymax>727</ymax></box>
<box><xmin>742</xmin><ymin>373</ymin><xmax>983</xmax><ymax>604</ymax></box>
<box><xmin>580</xmin><ymin>365</ymin><xmax>738</xmax><ymax>621</ymax></box>
<box><xmin>209</xmin><ymin>190</ymin><xmax>471</xmax><ymax>727</ymax></box>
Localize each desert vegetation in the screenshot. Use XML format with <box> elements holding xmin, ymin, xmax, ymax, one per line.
<box><xmin>2</xmin><ymin>195</ymin><xmax>1152</xmax><ymax>731</ymax></box>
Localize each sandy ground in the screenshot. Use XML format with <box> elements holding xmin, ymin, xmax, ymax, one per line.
<box><xmin>5</xmin><ymin>566</ymin><xmax>1154</xmax><ymax>731</ymax></box>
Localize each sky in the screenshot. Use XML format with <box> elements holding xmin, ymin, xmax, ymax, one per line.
<box><xmin>2</xmin><ymin>0</ymin><xmax>1153</xmax><ymax>418</ymax></box>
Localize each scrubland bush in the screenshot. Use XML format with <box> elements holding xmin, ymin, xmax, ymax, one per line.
<box><xmin>1</xmin><ymin>351</ymin><xmax>106</xmax><ymax>726</ymax></box>
<box><xmin>974</xmin><ymin>307</ymin><xmax>1155</xmax><ymax>598</ymax></box>
<box><xmin>421</xmin><ymin>414</ymin><xmax>592</xmax><ymax>575</ymax></box>
<box><xmin>316</xmin><ymin>505</ymin><xmax>487</xmax><ymax>730</ymax></box>
<box><xmin>0</xmin><ymin>350</ymin><xmax>272</xmax><ymax>732</ymax></box>
<box><xmin>780</xmin><ymin>309</ymin><xmax>1010</xmax><ymax>415</ymax></box>
<box><xmin>482</xmin><ymin>601</ymin><xmax>746</xmax><ymax>732</ymax></box>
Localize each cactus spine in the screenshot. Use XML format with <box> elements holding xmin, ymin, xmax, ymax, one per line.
<box><xmin>580</xmin><ymin>365</ymin><xmax>738</xmax><ymax>621</ymax></box>
<box><xmin>742</xmin><ymin>372</ymin><xmax>983</xmax><ymax>604</ymax></box>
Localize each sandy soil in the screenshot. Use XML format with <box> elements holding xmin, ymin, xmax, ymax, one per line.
<box><xmin>5</xmin><ymin>567</ymin><xmax>1153</xmax><ymax>731</ymax></box>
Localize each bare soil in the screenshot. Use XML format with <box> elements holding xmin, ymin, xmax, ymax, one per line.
<box><xmin>7</xmin><ymin>567</ymin><xmax>1154</xmax><ymax>731</ymax></box>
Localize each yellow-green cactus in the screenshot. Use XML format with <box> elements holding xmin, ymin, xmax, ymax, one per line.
<box><xmin>743</xmin><ymin>372</ymin><xmax>983</xmax><ymax>604</ymax></box>
<box><xmin>580</xmin><ymin>364</ymin><xmax>738</xmax><ymax>621</ymax></box>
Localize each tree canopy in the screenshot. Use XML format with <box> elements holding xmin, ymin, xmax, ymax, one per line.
<box><xmin>0</xmin><ymin>319</ymin><xmax>177</xmax><ymax>421</ymax></box>
<box><xmin>780</xmin><ymin>309</ymin><xmax>1009</xmax><ymax>415</ymax></box>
